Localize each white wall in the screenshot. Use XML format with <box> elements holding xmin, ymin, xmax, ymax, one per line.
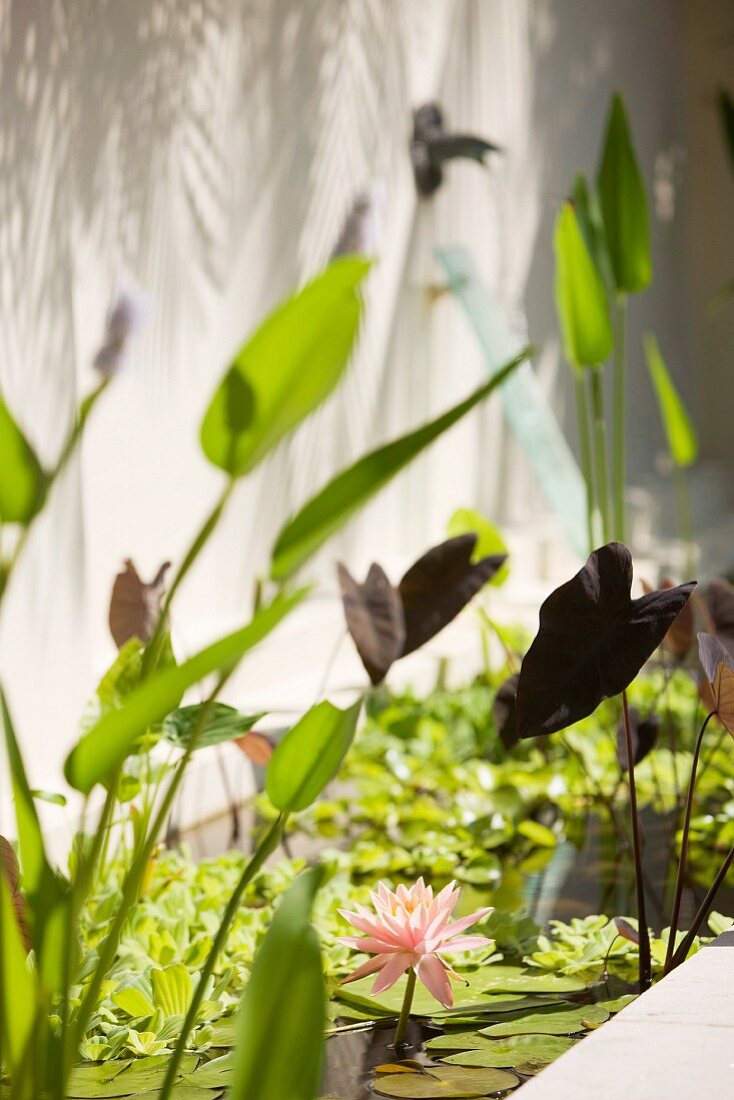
<box><xmin>0</xmin><ymin>0</ymin><xmax>710</xmax><ymax>832</ymax></box>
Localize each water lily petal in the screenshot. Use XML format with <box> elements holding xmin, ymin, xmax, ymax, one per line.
<box><xmin>416</xmin><ymin>954</ymin><xmax>453</xmax><ymax>1007</ymax></box>
<box><xmin>371</xmin><ymin>952</ymin><xmax>412</xmax><ymax>994</ymax></box>
<box><xmin>340</xmin><ymin>953</ymin><xmax>392</xmax><ymax>984</ymax></box>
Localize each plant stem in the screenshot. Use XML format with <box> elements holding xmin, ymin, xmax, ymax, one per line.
<box><xmin>141</xmin><ymin>479</ymin><xmax>235</xmax><ymax>677</ymax></box>
<box><xmin>157</xmin><ymin>813</ymin><xmax>287</xmax><ymax>1100</ymax></box>
<box><xmin>574</xmin><ymin>370</ymin><xmax>596</xmax><ymax>553</ymax></box>
<box><xmin>621</xmin><ymin>690</ymin><xmax>651</xmax><ymax>991</ymax></box>
<box><xmin>668</xmin><ymin>844</ymin><xmax>734</xmax><ymax>971</ymax></box>
<box><xmin>664</xmin><ymin>711</ymin><xmax>715</xmax><ymax>974</ymax></box>
<box><xmin>590</xmin><ymin>366</ymin><xmax>611</xmax><ymax>542</ymax></box>
<box><xmin>393</xmin><ymin>967</ymin><xmax>417</xmax><ymax>1049</ymax></box>
<box><xmin>612</xmin><ymin>294</ymin><xmax>627</xmax><ymax>542</ymax></box>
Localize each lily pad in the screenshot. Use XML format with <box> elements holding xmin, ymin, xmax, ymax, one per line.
<box><xmin>371</xmin><ymin>1065</ymin><xmax>519</xmax><ymax>1098</ymax></box>
<box><xmin>596</xmin><ymin>993</ymin><xmax>636</xmax><ymax>1014</ymax></box>
<box><xmin>475</xmin><ymin>966</ymin><xmax>586</xmax><ymax>995</ymax></box>
<box><xmin>424</xmin><ymin>1033</ymin><xmax>495</xmax><ymax>1053</ymax></box>
<box><xmin>480</xmin><ymin>1003</ymin><xmax>609</xmax><ymax>1037</ymax></box>
<box><xmin>65</xmin><ymin>1056</ymin><xmax>198</xmax><ymax>1097</ymax></box>
<box><xmin>442</xmin><ymin>1034</ymin><xmax>575</xmax><ymax>1068</ymax></box>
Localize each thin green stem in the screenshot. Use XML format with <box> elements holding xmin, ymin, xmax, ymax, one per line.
<box><xmin>590</xmin><ymin>366</ymin><xmax>611</xmax><ymax>542</ymax></box>
<box><xmin>574</xmin><ymin>369</ymin><xmax>596</xmax><ymax>554</ymax></box>
<box><xmin>664</xmin><ymin>711</ymin><xmax>715</xmax><ymax>974</ymax></box>
<box><xmin>621</xmin><ymin>690</ymin><xmax>651</xmax><ymax>991</ymax></box>
<box><xmin>613</xmin><ymin>294</ymin><xmax>628</xmax><ymax>542</ymax></box>
<box><xmin>141</xmin><ymin>479</ymin><xmax>235</xmax><ymax>678</ymax></box>
<box><xmin>157</xmin><ymin>813</ymin><xmax>287</xmax><ymax>1099</ymax></box>
<box><xmin>393</xmin><ymin>967</ymin><xmax>417</xmax><ymax>1049</ymax></box>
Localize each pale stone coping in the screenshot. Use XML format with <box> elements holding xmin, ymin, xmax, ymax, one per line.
<box><xmin>516</xmin><ymin>932</ymin><xmax>734</xmax><ymax>1099</ymax></box>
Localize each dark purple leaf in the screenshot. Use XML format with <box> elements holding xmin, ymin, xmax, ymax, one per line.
<box><xmin>398</xmin><ymin>535</ymin><xmax>507</xmax><ymax>656</ymax></box>
<box><xmin>337</xmin><ymin>563</ymin><xmax>405</xmax><ymax>685</ymax></box>
<box><xmin>516</xmin><ymin>542</ymin><xmax>696</xmax><ymax>738</ymax></box>
<box><xmin>641</xmin><ymin>577</ymin><xmax>694</xmax><ymax>661</ymax></box>
<box><xmin>698</xmin><ymin>631</ymin><xmax>734</xmax><ymax>736</ymax></box>
<box><xmin>614</xmin><ymin>917</ymin><xmax>640</xmax><ymax>945</ymax></box>
<box><xmin>494</xmin><ymin>673</ymin><xmax>520</xmax><ymax>751</ymax></box>
<box><xmin>109</xmin><ymin>559</ymin><xmax>170</xmax><ymax>648</ymax></box>
<box><xmin>616</xmin><ymin>707</ymin><xmax>660</xmax><ymax>771</ymax></box>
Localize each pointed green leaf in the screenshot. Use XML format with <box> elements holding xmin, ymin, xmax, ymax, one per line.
<box><xmin>1</xmin><ymin>689</ymin><xmax>48</xmax><ymax>898</ymax></box>
<box><xmin>65</xmin><ymin>590</ymin><xmax>306</xmax><ymax>793</ymax></box>
<box><xmin>597</xmin><ymin>94</ymin><xmax>651</xmax><ymax>293</ymax></box>
<box><xmin>162</xmin><ymin>702</ymin><xmax>265</xmax><ymax>750</ymax></box>
<box><xmin>113</xmin><ymin>985</ymin><xmax>155</xmax><ymax>1018</ymax></box>
<box><xmin>643</xmin><ymin>333</ymin><xmax>697</xmax><ymax>467</ymax></box>
<box><xmin>555</xmin><ymin>202</ymin><xmax>613</xmax><ymax>368</ymax></box>
<box><xmin>200</xmin><ymin>257</ymin><xmax>370</xmax><ymax>476</ymax></box>
<box><xmin>572</xmin><ymin>173</ymin><xmax>614</xmax><ymax>289</ymax></box>
<box><xmin>0</xmin><ymin>394</ymin><xmax>46</xmax><ymax>524</ymax></box>
<box><xmin>229</xmin><ymin>867</ymin><xmax>325</xmax><ymax>1100</ymax></box>
<box><xmin>270</xmin><ymin>351</ymin><xmax>528</xmax><ymax>580</ymax></box>
<box><xmin>266</xmin><ymin>698</ymin><xmax>362</xmax><ymax>813</ymax></box>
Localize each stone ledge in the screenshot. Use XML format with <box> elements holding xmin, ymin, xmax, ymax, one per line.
<box><xmin>516</xmin><ymin>933</ymin><xmax>734</xmax><ymax>1099</ymax></box>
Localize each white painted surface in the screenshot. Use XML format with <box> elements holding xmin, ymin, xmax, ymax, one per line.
<box><xmin>0</xmin><ymin>1</ymin><xmax>719</xmax><ymax>838</ymax></box>
<box><xmin>517</xmin><ymin>933</ymin><xmax>734</xmax><ymax>1099</ymax></box>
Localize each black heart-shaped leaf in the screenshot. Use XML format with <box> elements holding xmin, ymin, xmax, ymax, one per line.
<box><xmin>398</xmin><ymin>535</ymin><xmax>507</xmax><ymax>656</ymax></box>
<box><xmin>616</xmin><ymin>707</ymin><xmax>660</xmax><ymax>771</ymax></box>
<box><xmin>516</xmin><ymin>542</ymin><xmax>696</xmax><ymax>738</ymax></box>
<box><xmin>494</xmin><ymin>673</ymin><xmax>520</xmax><ymax>751</ymax></box>
<box><xmin>698</xmin><ymin>631</ymin><xmax>734</xmax><ymax>736</ymax></box>
<box><xmin>337</xmin><ymin>563</ymin><xmax>405</xmax><ymax>684</ymax></box>
<box><xmin>642</xmin><ymin>577</ymin><xmax>694</xmax><ymax>661</ymax></box>
<box><xmin>109</xmin><ymin>559</ymin><xmax>170</xmax><ymax>648</ymax></box>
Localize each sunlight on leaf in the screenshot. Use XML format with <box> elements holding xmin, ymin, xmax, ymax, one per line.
<box><xmin>643</xmin><ymin>332</ymin><xmax>697</xmax><ymax>468</ymax></box>
<box><xmin>597</xmin><ymin>94</ymin><xmax>651</xmax><ymax>293</ymax></box>
<box><xmin>266</xmin><ymin>699</ymin><xmax>363</xmax><ymax>813</ymax></box>
<box><xmin>0</xmin><ymin>394</ymin><xmax>46</xmax><ymax>524</ymax></box>
<box><xmin>555</xmin><ymin>202</ymin><xmax>613</xmax><ymax>368</ymax></box>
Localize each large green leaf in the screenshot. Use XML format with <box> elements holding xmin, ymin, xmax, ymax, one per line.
<box><xmin>371</xmin><ymin>1066</ymin><xmax>518</xmax><ymax>1098</ymax></box>
<box><xmin>597</xmin><ymin>94</ymin><xmax>651</xmax><ymax>293</ymax></box>
<box><xmin>266</xmin><ymin>698</ymin><xmax>362</xmax><ymax>813</ymax></box>
<box><xmin>65</xmin><ymin>590</ymin><xmax>305</xmax><ymax>793</ymax></box>
<box><xmin>441</xmin><ymin>1034</ymin><xmax>576</xmax><ymax>1068</ymax></box>
<box><xmin>271</xmin><ymin>352</ymin><xmax>528</xmax><ymax>580</ymax></box>
<box><xmin>479</xmin><ymin>1002</ymin><xmax>609</xmax><ymax>1036</ymax></box>
<box><xmin>228</xmin><ymin>867</ymin><xmax>325</xmax><ymax>1100</ymax></box>
<box><xmin>0</xmin><ymin>394</ymin><xmax>46</xmax><ymax>524</ymax></box>
<box><xmin>643</xmin><ymin>333</ymin><xmax>697</xmax><ymax>468</ymax></box>
<box><xmin>200</xmin><ymin>257</ymin><xmax>370</xmax><ymax>476</ymax></box>
<box><xmin>0</xmin><ymin>875</ymin><xmax>36</xmax><ymax>1075</ymax></box>
<box><xmin>555</xmin><ymin>202</ymin><xmax>612</xmax><ymax>368</ymax></box>
<box><xmin>162</xmin><ymin>703</ymin><xmax>265</xmax><ymax>750</ymax></box>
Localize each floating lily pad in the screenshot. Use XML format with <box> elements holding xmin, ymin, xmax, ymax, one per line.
<box><xmin>442</xmin><ymin>1034</ymin><xmax>576</xmax><ymax>1068</ymax></box>
<box><xmin>371</xmin><ymin>1065</ymin><xmax>518</xmax><ymax>1098</ymax></box>
<box><xmin>596</xmin><ymin>993</ymin><xmax>636</xmax><ymax>1014</ymax></box>
<box><xmin>475</xmin><ymin>966</ymin><xmax>586</xmax><ymax>994</ymax></box>
<box><xmin>480</xmin><ymin>1003</ymin><xmax>609</xmax><ymax>1037</ymax></box>
<box><xmin>424</xmin><ymin>1033</ymin><xmax>495</xmax><ymax>1053</ymax></box>
<box><xmin>65</xmin><ymin>1056</ymin><xmax>199</xmax><ymax>1097</ymax></box>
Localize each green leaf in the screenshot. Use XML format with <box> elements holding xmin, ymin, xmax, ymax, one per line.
<box><xmin>1</xmin><ymin>688</ymin><xmax>48</xmax><ymax>897</ymax></box>
<box><xmin>441</xmin><ymin>1034</ymin><xmax>576</xmax><ymax>1068</ymax></box>
<box><xmin>113</xmin><ymin>985</ymin><xmax>155</xmax><ymax>1018</ymax></box>
<box><xmin>162</xmin><ymin>703</ymin><xmax>265</xmax><ymax>750</ymax></box>
<box><xmin>200</xmin><ymin>257</ymin><xmax>370</xmax><ymax>476</ymax></box>
<box><xmin>479</xmin><ymin>1002</ymin><xmax>609</xmax><ymax>1036</ymax></box>
<box><xmin>266</xmin><ymin>699</ymin><xmax>362</xmax><ymax>813</ymax></box>
<box><xmin>371</xmin><ymin>1066</ymin><xmax>518</xmax><ymax>1098</ymax></box>
<box><xmin>554</xmin><ymin>202</ymin><xmax>613</xmax><ymax>368</ymax></box>
<box><xmin>0</xmin><ymin>875</ymin><xmax>36</xmax><ymax>1074</ymax></box>
<box><xmin>571</xmin><ymin>173</ymin><xmax>614</xmax><ymax>289</ymax></box>
<box><xmin>228</xmin><ymin>867</ymin><xmax>325</xmax><ymax>1100</ymax></box>
<box><xmin>445</xmin><ymin>509</ymin><xmax>509</xmax><ymax>587</ymax></box>
<box><xmin>271</xmin><ymin>351</ymin><xmax>528</xmax><ymax>579</ymax></box>
<box><xmin>517</xmin><ymin>820</ymin><xmax>556</xmax><ymax>848</ymax></box>
<box><xmin>597</xmin><ymin>93</ymin><xmax>652</xmax><ymax>293</ymax></box>
<box><xmin>152</xmin><ymin>963</ymin><xmax>193</xmax><ymax>1017</ymax></box>
<box><xmin>643</xmin><ymin>332</ymin><xmax>697</xmax><ymax>467</ymax></box>
<box><xmin>0</xmin><ymin>394</ymin><xmax>46</xmax><ymax>524</ymax></box>
<box><xmin>65</xmin><ymin>590</ymin><xmax>306</xmax><ymax>793</ymax></box>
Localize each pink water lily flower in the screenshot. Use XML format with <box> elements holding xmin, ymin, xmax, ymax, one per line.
<box><xmin>338</xmin><ymin>878</ymin><xmax>492</xmax><ymax>1007</ymax></box>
